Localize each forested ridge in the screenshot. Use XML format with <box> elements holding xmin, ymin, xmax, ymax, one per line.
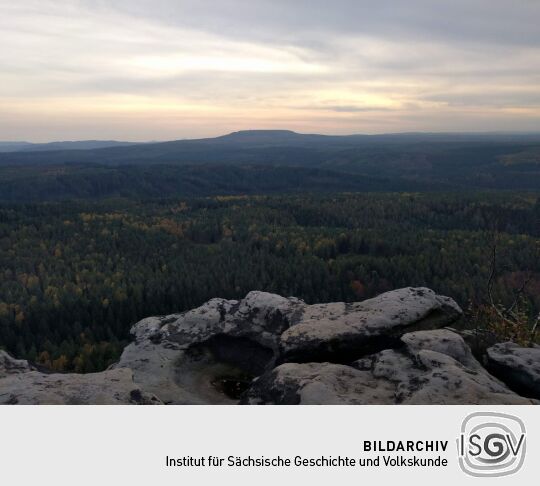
<box><xmin>1</xmin><ymin>192</ymin><xmax>539</xmax><ymax>372</ymax></box>
<box><xmin>2</xmin><ymin>132</ymin><xmax>540</xmax><ymax>203</ymax></box>
<box><xmin>0</xmin><ymin>163</ymin><xmax>439</xmax><ymax>203</ymax></box>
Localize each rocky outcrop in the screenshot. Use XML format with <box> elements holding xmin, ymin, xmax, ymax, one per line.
<box><xmin>486</xmin><ymin>342</ymin><xmax>540</xmax><ymax>399</ymax></box>
<box><xmin>0</xmin><ymin>350</ymin><xmax>34</xmax><ymax>377</ymax></box>
<box><xmin>244</xmin><ymin>330</ymin><xmax>534</xmax><ymax>404</ymax></box>
<box><xmin>113</xmin><ymin>291</ymin><xmax>304</xmax><ymax>404</ymax></box>
<box><xmin>0</xmin><ymin>351</ymin><xmax>161</xmax><ymax>405</ymax></box>
<box><xmin>279</xmin><ymin>287</ymin><xmax>462</xmax><ymax>363</ymax></box>
<box><xmin>0</xmin><ymin>288</ymin><xmax>537</xmax><ymax>405</ymax></box>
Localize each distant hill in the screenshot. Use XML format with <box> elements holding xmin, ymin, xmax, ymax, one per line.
<box><xmin>0</xmin><ymin>140</ymin><xmax>139</xmax><ymax>153</ymax></box>
<box><xmin>0</xmin><ymin>130</ymin><xmax>540</xmax><ymax>201</ymax></box>
<box><xmin>0</xmin><ymin>142</ymin><xmax>34</xmax><ymax>152</ymax></box>
<box><xmin>3</xmin><ymin>130</ymin><xmax>540</xmax><ymax>162</ymax></box>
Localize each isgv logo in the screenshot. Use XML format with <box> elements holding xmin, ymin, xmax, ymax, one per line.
<box><xmin>457</xmin><ymin>412</ymin><xmax>526</xmax><ymax>477</ymax></box>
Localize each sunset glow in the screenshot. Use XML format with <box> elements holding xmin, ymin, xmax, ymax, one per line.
<box><xmin>1</xmin><ymin>0</ymin><xmax>539</xmax><ymax>141</ymax></box>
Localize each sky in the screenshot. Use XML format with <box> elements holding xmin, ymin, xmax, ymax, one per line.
<box><xmin>1</xmin><ymin>0</ymin><xmax>539</xmax><ymax>142</ymax></box>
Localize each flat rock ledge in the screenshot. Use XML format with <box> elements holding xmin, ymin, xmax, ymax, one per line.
<box><xmin>0</xmin><ymin>351</ymin><xmax>161</xmax><ymax>405</ymax></box>
<box><xmin>0</xmin><ymin>288</ymin><xmax>537</xmax><ymax>405</ymax></box>
<box><xmin>279</xmin><ymin>287</ymin><xmax>462</xmax><ymax>363</ymax></box>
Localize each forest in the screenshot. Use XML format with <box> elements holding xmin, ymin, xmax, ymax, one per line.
<box><xmin>2</xmin><ymin>131</ymin><xmax>540</xmax><ymax>203</ymax></box>
<box><xmin>0</xmin><ymin>191</ymin><xmax>538</xmax><ymax>372</ymax></box>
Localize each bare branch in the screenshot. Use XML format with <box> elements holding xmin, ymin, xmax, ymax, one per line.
<box><xmin>531</xmin><ymin>313</ymin><xmax>540</xmax><ymax>344</ymax></box>
<box><xmin>487</xmin><ymin>239</ymin><xmax>497</xmax><ymax>309</ymax></box>
<box><xmin>486</xmin><ymin>235</ymin><xmax>520</xmax><ymax>328</ymax></box>
<box><xmin>506</xmin><ymin>273</ymin><xmax>531</xmax><ymax>318</ymax></box>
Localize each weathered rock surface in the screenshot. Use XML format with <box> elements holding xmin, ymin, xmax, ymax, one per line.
<box><xmin>280</xmin><ymin>287</ymin><xmax>462</xmax><ymax>362</ymax></box>
<box><xmin>0</xmin><ymin>351</ymin><xmax>161</xmax><ymax>405</ymax></box>
<box><xmin>243</xmin><ymin>330</ymin><xmax>536</xmax><ymax>405</ymax></box>
<box><xmin>114</xmin><ymin>291</ymin><xmax>303</xmax><ymax>404</ymax></box>
<box><xmin>1</xmin><ymin>288</ymin><xmax>537</xmax><ymax>405</ymax></box>
<box><xmin>486</xmin><ymin>342</ymin><xmax>540</xmax><ymax>399</ymax></box>
<box><xmin>0</xmin><ymin>350</ymin><xmax>34</xmax><ymax>377</ymax></box>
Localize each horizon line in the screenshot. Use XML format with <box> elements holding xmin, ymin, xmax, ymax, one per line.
<box><xmin>3</xmin><ymin>129</ymin><xmax>540</xmax><ymax>145</ymax></box>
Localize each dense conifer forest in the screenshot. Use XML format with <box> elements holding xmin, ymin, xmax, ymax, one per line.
<box><xmin>1</xmin><ymin>192</ymin><xmax>538</xmax><ymax>372</ymax></box>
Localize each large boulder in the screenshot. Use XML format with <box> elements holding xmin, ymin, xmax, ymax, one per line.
<box><xmin>279</xmin><ymin>287</ymin><xmax>462</xmax><ymax>363</ymax></box>
<box><xmin>114</xmin><ymin>291</ymin><xmax>304</xmax><ymax>404</ymax></box>
<box><xmin>243</xmin><ymin>330</ymin><xmax>535</xmax><ymax>405</ymax></box>
<box><xmin>116</xmin><ymin>288</ymin><xmax>461</xmax><ymax>404</ymax></box>
<box><xmin>486</xmin><ymin>342</ymin><xmax>540</xmax><ymax>399</ymax></box>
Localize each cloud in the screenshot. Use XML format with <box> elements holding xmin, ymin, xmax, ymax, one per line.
<box><xmin>0</xmin><ymin>0</ymin><xmax>539</xmax><ymax>140</ymax></box>
<box><xmin>309</xmin><ymin>105</ymin><xmax>396</xmax><ymax>113</ymax></box>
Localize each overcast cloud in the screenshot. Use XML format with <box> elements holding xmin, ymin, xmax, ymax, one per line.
<box><xmin>0</xmin><ymin>0</ymin><xmax>539</xmax><ymax>141</ymax></box>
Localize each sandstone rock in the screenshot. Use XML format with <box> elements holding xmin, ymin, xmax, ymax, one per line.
<box><xmin>243</xmin><ymin>362</ymin><xmax>396</xmax><ymax>404</ymax></box>
<box><xmin>486</xmin><ymin>342</ymin><xmax>540</xmax><ymax>399</ymax></box>
<box><xmin>2</xmin><ymin>288</ymin><xmax>537</xmax><ymax>405</ymax></box>
<box><xmin>401</xmin><ymin>329</ymin><xmax>480</xmax><ymax>369</ymax></box>
<box><xmin>114</xmin><ymin>291</ymin><xmax>304</xmax><ymax>404</ymax></box>
<box><xmin>0</xmin><ymin>358</ymin><xmax>161</xmax><ymax>405</ymax></box>
<box><xmin>280</xmin><ymin>287</ymin><xmax>462</xmax><ymax>363</ymax></box>
<box><xmin>243</xmin><ymin>329</ymin><xmax>535</xmax><ymax>405</ymax></box>
<box><xmin>0</xmin><ymin>350</ymin><xmax>35</xmax><ymax>378</ymax></box>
